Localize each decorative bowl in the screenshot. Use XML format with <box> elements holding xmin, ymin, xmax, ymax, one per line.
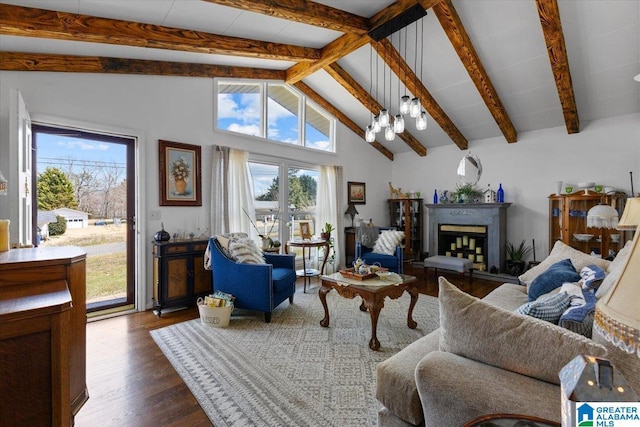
<box><xmin>610</xmin><ymin>234</ymin><xmax>620</xmax><ymax>243</ymax></box>
<box><xmin>573</xmin><ymin>233</ymin><xmax>594</xmax><ymax>242</ymax></box>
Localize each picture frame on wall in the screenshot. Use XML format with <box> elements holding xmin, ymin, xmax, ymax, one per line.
<box><xmin>348</xmin><ymin>181</ymin><xmax>366</xmax><ymax>204</ymax></box>
<box><xmin>159</xmin><ymin>139</ymin><xmax>202</xmax><ymax>206</ymax></box>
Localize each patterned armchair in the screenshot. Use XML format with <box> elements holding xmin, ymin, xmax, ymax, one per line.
<box><xmin>208</xmin><ymin>236</ymin><xmax>296</xmax><ymax>323</ymax></box>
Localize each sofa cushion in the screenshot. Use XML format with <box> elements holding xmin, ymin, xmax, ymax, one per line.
<box><xmin>596</xmin><ymin>239</ymin><xmax>633</xmax><ymax>299</ymax></box>
<box><xmin>376</xmin><ymin>329</ymin><xmax>440</xmax><ymax>425</ymax></box>
<box><xmin>481</xmin><ymin>282</ymin><xmax>529</xmax><ymax>311</ymax></box>
<box><xmin>519</xmin><ymin>240</ymin><xmax>610</xmax><ymax>286</ymax></box>
<box><xmin>271</xmin><ymin>267</ymin><xmax>296</xmax><ymax>294</ymax></box>
<box><xmin>516</xmin><ymin>291</ymin><xmax>572</xmax><ymax>323</ymax></box>
<box><xmin>438</xmin><ymin>277</ymin><xmax>607</xmax><ymax>385</ymax></box>
<box><xmin>372</xmin><ymin>230</ymin><xmax>405</xmax><ymax>256</ymax></box>
<box><xmin>527</xmin><ymin>258</ymin><xmax>580</xmax><ymax>301</ymax></box>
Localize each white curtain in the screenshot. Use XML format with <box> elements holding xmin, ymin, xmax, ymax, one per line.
<box><xmin>228</xmin><ymin>149</ymin><xmax>258</xmax><ymax>239</ymax></box>
<box><xmin>317</xmin><ymin>165</ymin><xmax>342</xmax><ymax>268</ymax></box>
<box><xmin>210</xmin><ymin>147</ymin><xmax>257</xmax><ymax>239</ymax></box>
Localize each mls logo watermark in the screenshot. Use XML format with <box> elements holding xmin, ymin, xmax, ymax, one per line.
<box><xmin>576</xmin><ymin>403</ymin><xmax>640</xmax><ymax>427</ymax></box>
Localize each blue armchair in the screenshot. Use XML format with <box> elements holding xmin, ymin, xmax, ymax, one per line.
<box><xmin>355</xmin><ymin>227</ymin><xmax>404</xmax><ymax>274</ymax></box>
<box><xmin>209</xmin><ymin>237</ymin><xmax>296</xmax><ymax>323</ymax></box>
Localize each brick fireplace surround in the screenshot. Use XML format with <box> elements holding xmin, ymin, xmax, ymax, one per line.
<box><xmin>425</xmin><ymin>203</ymin><xmax>511</xmax><ymax>274</ymax></box>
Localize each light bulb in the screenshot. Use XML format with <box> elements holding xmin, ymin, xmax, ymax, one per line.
<box><xmin>416</xmin><ymin>111</ymin><xmax>428</xmax><ymax>130</ymax></box>
<box><xmin>384</xmin><ymin>125</ymin><xmax>395</xmax><ymax>141</ymax></box>
<box><xmin>410</xmin><ymin>98</ymin><xmax>421</xmax><ymax>118</ymax></box>
<box><xmin>379</xmin><ymin>109</ymin><xmax>390</xmax><ymax>127</ymax></box>
<box><xmin>399</xmin><ymin>96</ymin><xmax>410</xmax><ymax>115</ymax></box>
<box><xmin>372</xmin><ymin>116</ymin><xmax>381</xmax><ymax>133</ymax></box>
<box><xmin>365</xmin><ymin>125</ymin><xmax>375</xmax><ymax>143</ymax></box>
<box><xmin>393</xmin><ymin>114</ymin><xmax>405</xmax><ymax>133</ymax></box>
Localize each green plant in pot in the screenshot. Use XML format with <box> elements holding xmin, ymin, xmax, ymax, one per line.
<box><xmin>453</xmin><ymin>183</ymin><xmax>483</xmax><ymax>203</ymax></box>
<box><xmin>320</xmin><ymin>223</ymin><xmax>334</xmax><ymax>240</ymax></box>
<box><xmin>506</xmin><ymin>239</ymin><xmax>532</xmax><ymax>276</ymax></box>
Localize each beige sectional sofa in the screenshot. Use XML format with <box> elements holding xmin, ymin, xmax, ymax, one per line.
<box><xmin>375</xmin><ymin>240</ymin><xmax>631</xmax><ymax>427</ymax></box>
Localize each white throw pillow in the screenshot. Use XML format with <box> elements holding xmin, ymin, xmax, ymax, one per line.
<box><xmin>519</xmin><ymin>240</ymin><xmax>610</xmax><ymax>286</ymax></box>
<box><xmin>372</xmin><ymin>230</ymin><xmax>405</xmax><ymax>256</ymax></box>
<box><xmin>228</xmin><ymin>237</ymin><xmax>266</xmax><ymax>264</ymax></box>
<box><xmin>596</xmin><ymin>239</ymin><xmax>633</xmax><ymax>299</ymax></box>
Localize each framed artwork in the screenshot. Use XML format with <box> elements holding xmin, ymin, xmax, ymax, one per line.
<box><xmin>348</xmin><ymin>181</ymin><xmax>366</xmax><ymax>204</ymax></box>
<box><xmin>159</xmin><ymin>139</ymin><xmax>202</xmax><ymax>206</ymax></box>
<box><xmin>299</xmin><ymin>222</ymin><xmax>312</xmax><ymax>240</ymax></box>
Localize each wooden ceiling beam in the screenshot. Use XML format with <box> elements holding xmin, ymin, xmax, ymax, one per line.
<box><xmin>372</xmin><ymin>39</ymin><xmax>468</xmax><ymax>150</ymax></box>
<box><xmin>201</xmin><ymin>0</ymin><xmax>369</xmax><ymax>34</ymax></box>
<box><xmin>285</xmin><ymin>0</ymin><xmax>445</xmax><ymax>84</ymax></box>
<box><xmin>0</xmin><ymin>52</ymin><xmax>286</xmax><ymax>80</ymax></box>
<box><xmin>0</xmin><ymin>4</ymin><xmax>319</xmax><ymax>63</ymax></box>
<box><xmin>433</xmin><ymin>0</ymin><xmax>517</xmax><ymax>143</ymax></box>
<box><xmin>293</xmin><ymin>81</ymin><xmax>394</xmax><ymax>161</ymax></box>
<box><xmin>325</xmin><ymin>63</ymin><xmax>427</xmax><ymax>156</ymax></box>
<box><xmin>535</xmin><ymin>0</ymin><xmax>579</xmax><ymax>133</ymax></box>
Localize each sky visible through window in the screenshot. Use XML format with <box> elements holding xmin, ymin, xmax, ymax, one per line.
<box><xmin>36</xmin><ymin>133</ymin><xmax>126</xmax><ymax>177</ymax></box>
<box><xmin>217</xmin><ymin>92</ymin><xmax>331</xmax><ymax>150</ymax></box>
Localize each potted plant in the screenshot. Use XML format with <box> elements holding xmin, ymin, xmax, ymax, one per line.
<box><xmin>452</xmin><ymin>183</ymin><xmax>483</xmax><ymax>203</ymax></box>
<box><xmin>320</xmin><ymin>223</ymin><xmax>334</xmax><ymax>240</ymax></box>
<box><xmin>506</xmin><ymin>239</ymin><xmax>532</xmax><ymax>276</ymax></box>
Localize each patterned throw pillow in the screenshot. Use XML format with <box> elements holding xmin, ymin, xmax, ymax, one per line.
<box><xmin>516</xmin><ymin>291</ymin><xmax>572</xmax><ymax>324</ymax></box>
<box><xmin>579</xmin><ymin>264</ymin><xmax>606</xmax><ymax>290</ymax></box>
<box><xmin>228</xmin><ymin>237</ymin><xmax>266</xmax><ymax>264</ymax></box>
<box><xmin>559</xmin><ymin>284</ymin><xmax>596</xmax><ymax>338</ymax></box>
<box><xmin>372</xmin><ymin>230</ymin><xmax>405</xmax><ymax>256</ymax></box>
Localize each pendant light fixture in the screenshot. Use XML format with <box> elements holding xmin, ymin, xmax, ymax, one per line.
<box><xmin>409</xmin><ymin>20</ymin><xmax>422</xmax><ymax>118</ymax></box>
<box><xmin>393</xmin><ymin>30</ymin><xmax>405</xmax><ymax>134</ymax></box>
<box><xmin>365</xmin><ymin>44</ymin><xmax>376</xmax><ymax>142</ymax></box>
<box><xmin>415</xmin><ymin>18</ymin><xmax>428</xmax><ymax>130</ymax></box>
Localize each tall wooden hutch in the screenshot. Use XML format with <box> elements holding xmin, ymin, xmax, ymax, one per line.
<box><xmin>388</xmin><ymin>198</ymin><xmax>423</xmax><ymax>261</ymax></box>
<box><xmin>549</xmin><ymin>191</ymin><xmax>627</xmax><ymax>257</ymax></box>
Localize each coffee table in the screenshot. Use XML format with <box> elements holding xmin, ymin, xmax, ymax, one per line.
<box><xmin>319</xmin><ymin>272</ymin><xmax>418</xmax><ymax>350</ymax></box>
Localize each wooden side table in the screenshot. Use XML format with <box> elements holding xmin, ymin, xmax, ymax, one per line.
<box><xmin>285</xmin><ymin>239</ymin><xmax>329</xmax><ymax>293</ymax></box>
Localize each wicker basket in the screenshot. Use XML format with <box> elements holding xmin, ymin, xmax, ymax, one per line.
<box><xmin>197</xmin><ymin>298</ymin><xmax>233</xmax><ymax>327</ymax></box>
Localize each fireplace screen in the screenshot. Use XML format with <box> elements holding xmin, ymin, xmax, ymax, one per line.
<box><xmin>438</xmin><ymin>224</ymin><xmax>488</xmax><ymax>271</ymax></box>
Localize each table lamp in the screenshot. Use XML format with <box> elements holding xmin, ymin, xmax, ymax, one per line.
<box><xmin>592</xmin><ymin>197</ymin><xmax>640</xmax><ymax>394</ymax></box>
<box><xmin>345</xmin><ymin>203</ymin><xmax>358</xmax><ymax>228</ymax></box>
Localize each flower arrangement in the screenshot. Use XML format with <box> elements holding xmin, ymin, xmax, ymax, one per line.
<box><xmin>171</xmin><ymin>156</ymin><xmax>190</xmax><ymax>181</ymax></box>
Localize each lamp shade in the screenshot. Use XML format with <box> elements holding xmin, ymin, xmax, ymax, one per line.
<box><xmin>617</xmin><ymin>197</ymin><xmax>640</xmax><ymax>230</ymax></box>
<box><xmin>345</xmin><ymin>203</ymin><xmax>359</xmax><ymax>217</ymax></box>
<box><xmin>592</xmin><ymin>199</ymin><xmax>640</xmax><ymax>393</ymax></box>
<box><xmin>587</xmin><ymin>204</ymin><xmax>619</xmax><ymax>228</ymax></box>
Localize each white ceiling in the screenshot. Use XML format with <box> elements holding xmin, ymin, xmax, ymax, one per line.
<box><xmin>1</xmin><ymin>0</ymin><xmax>639</xmax><ymax>156</ymax></box>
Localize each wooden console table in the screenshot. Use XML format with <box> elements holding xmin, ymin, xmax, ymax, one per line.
<box><xmin>0</xmin><ymin>247</ymin><xmax>88</xmax><ymax>425</ymax></box>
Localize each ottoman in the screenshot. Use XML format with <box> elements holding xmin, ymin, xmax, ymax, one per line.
<box><xmin>423</xmin><ymin>255</ymin><xmax>473</xmax><ymax>287</ymax></box>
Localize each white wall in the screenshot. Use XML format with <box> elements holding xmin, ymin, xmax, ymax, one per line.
<box><xmin>0</xmin><ymin>71</ymin><xmax>392</xmax><ymax>309</ymax></box>
<box><xmin>1</xmin><ymin>71</ymin><xmax>638</xmax><ymax>308</ymax></box>
<box><xmin>392</xmin><ymin>113</ymin><xmax>640</xmax><ymax>260</ymax></box>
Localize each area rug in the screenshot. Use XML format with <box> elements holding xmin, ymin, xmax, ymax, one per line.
<box><xmin>150</xmin><ymin>289</ymin><xmax>440</xmax><ymax>427</ymax></box>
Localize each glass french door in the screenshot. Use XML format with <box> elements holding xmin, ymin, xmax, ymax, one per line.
<box><xmin>32</xmin><ymin>124</ymin><xmax>136</xmax><ymax>315</ymax></box>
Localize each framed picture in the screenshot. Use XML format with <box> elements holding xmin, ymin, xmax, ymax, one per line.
<box><xmin>159</xmin><ymin>139</ymin><xmax>202</xmax><ymax>206</ymax></box>
<box><xmin>348</xmin><ymin>181</ymin><xmax>366</xmax><ymax>204</ymax></box>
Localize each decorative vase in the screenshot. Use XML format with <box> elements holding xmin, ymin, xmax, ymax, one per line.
<box><xmin>174</xmin><ymin>178</ymin><xmax>187</xmax><ymax>195</ymax></box>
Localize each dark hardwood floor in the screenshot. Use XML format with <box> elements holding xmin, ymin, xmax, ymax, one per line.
<box><xmin>74</xmin><ymin>264</ymin><xmax>502</xmax><ymax>427</ymax></box>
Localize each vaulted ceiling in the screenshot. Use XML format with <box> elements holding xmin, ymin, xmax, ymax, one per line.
<box><xmin>1</xmin><ymin>0</ymin><xmax>638</xmax><ymax>161</ymax></box>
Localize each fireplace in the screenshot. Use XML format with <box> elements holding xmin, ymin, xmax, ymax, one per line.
<box><xmin>426</xmin><ymin>203</ymin><xmax>511</xmax><ymax>273</ymax></box>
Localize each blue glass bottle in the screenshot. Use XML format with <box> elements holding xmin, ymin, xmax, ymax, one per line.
<box><xmin>497</xmin><ymin>183</ymin><xmax>504</xmax><ymax>203</ymax></box>
<box><xmin>433</xmin><ymin>189</ymin><xmax>438</xmax><ymax>204</ymax></box>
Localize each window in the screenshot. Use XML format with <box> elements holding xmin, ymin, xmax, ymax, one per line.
<box><xmin>216</xmin><ymin>79</ymin><xmax>335</xmax><ymax>152</ymax></box>
<box><xmin>248</xmin><ymin>159</ymin><xmax>319</xmax><ymax>244</ymax></box>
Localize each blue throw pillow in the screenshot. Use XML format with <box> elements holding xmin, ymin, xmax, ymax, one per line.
<box><xmin>528</xmin><ymin>258</ymin><xmax>580</xmax><ymax>301</ymax></box>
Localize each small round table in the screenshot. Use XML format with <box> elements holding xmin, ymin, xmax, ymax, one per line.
<box><xmin>285</xmin><ymin>239</ymin><xmax>330</xmax><ymax>293</ymax></box>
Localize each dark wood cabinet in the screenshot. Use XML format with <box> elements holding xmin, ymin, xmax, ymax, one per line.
<box><xmin>0</xmin><ymin>247</ymin><xmax>88</xmax><ymax>425</ymax></box>
<box><xmin>344</xmin><ymin>227</ymin><xmax>356</xmax><ymax>267</ymax></box>
<box><xmin>152</xmin><ymin>239</ymin><xmax>212</xmax><ymax>316</ymax></box>
<box><xmin>389</xmin><ymin>198</ymin><xmax>424</xmax><ymax>261</ymax></box>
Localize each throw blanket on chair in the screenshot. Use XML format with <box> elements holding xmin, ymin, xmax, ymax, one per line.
<box><xmin>357</xmin><ymin>225</ymin><xmax>380</xmax><ymax>248</ymax></box>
